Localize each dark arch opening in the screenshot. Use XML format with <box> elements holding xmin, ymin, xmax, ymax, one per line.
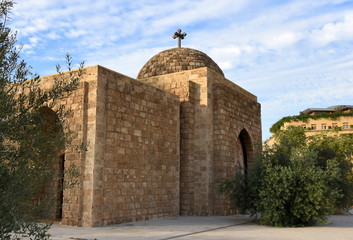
<box><xmin>239</xmin><ymin>136</ymin><xmax>248</xmax><ymax>174</ymax></box>
<box><xmin>237</xmin><ymin>129</ymin><xmax>253</xmax><ymax>174</ymax></box>
<box><xmin>56</xmin><ymin>153</ymin><xmax>65</xmax><ymax>220</ymax></box>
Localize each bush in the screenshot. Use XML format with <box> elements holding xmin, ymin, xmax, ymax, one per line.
<box><xmin>307</xmin><ymin>133</ymin><xmax>353</xmax><ymax>209</ymax></box>
<box><xmin>218</xmin><ymin>127</ymin><xmax>353</xmax><ymax>227</ymax></box>
<box><xmin>259</xmin><ymin>149</ymin><xmax>340</xmax><ymax>226</ymax></box>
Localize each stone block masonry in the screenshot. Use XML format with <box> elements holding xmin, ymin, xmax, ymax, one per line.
<box><xmin>211</xmin><ymin>70</ymin><xmax>261</xmax><ymax>215</ymax></box>
<box><xmin>39</xmin><ymin>67</ymin><xmax>99</xmax><ymax>226</ymax></box>
<box><xmin>139</xmin><ymin>67</ymin><xmax>261</xmax><ymax>217</ymax></box>
<box><xmin>38</xmin><ymin>65</ymin><xmax>180</xmax><ymax>227</ymax></box>
<box><xmin>92</xmin><ymin>66</ymin><xmax>180</xmax><ymax>226</ymax></box>
<box><xmin>35</xmin><ymin>46</ymin><xmax>261</xmax><ymax>227</ymax></box>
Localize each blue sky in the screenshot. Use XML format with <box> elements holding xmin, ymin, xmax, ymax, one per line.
<box><xmin>9</xmin><ymin>0</ymin><xmax>353</xmax><ymax>141</ymax></box>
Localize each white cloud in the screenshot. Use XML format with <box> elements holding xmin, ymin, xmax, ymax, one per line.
<box><xmin>8</xmin><ymin>0</ymin><xmax>353</xmax><ymax>141</ymax></box>
<box><xmin>211</xmin><ymin>47</ymin><xmax>242</xmax><ymax>57</ymax></box>
<box><xmin>20</xmin><ymin>44</ymin><xmax>34</xmax><ymax>54</ymax></box>
<box><xmin>262</xmin><ymin>31</ymin><xmax>303</xmax><ymax>49</ymax></box>
<box><xmin>65</xmin><ymin>29</ymin><xmax>87</xmax><ymax>38</ymax></box>
<box><xmin>29</xmin><ymin>37</ymin><xmax>39</xmax><ymax>45</ymax></box>
<box><xmin>146</xmin><ymin>0</ymin><xmax>249</xmax><ymax>31</ymax></box>
<box><xmin>309</xmin><ymin>14</ymin><xmax>353</xmax><ymax>46</ymax></box>
<box><xmin>46</xmin><ymin>32</ymin><xmax>61</xmax><ymax>40</ymax></box>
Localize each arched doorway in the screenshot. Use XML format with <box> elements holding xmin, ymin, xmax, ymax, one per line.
<box><xmin>37</xmin><ymin>107</ymin><xmax>65</xmax><ymax>220</ymax></box>
<box><xmin>235</xmin><ymin>129</ymin><xmax>253</xmax><ymax>174</ymax></box>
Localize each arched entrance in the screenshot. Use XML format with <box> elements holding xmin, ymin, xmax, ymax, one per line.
<box><xmin>235</xmin><ymin>129</ymin><xmax>253</xmax><ymax>174</ymax></box>
<box><xmin>37</xmin><ymin>107</ymin><xmax>65</xmax><ymax>220</ymax></box>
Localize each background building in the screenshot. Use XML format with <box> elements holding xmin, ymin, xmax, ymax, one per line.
<box><xmin>266</xmin><ymin>105</ymin><xmax>353</xmax><ymax>145</ymax></box>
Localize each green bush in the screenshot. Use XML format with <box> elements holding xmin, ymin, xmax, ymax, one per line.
<box><xmin>307</xmin><ymin>133</ymin><xmax>353</xmax><ymax>209</ymax></box>
<box><xmin>218</xmin><ymin>127</ymin><xmax>353</xmax><ymax>227</ymax></box>
<box><xmin>218</xmin><ymin>164</ymin><xmax>262</xmax><ymax>215</ymax></box>
<box><xmin>259</xmin><ymin>149</ymin><xmax>340</xmax><ymax>226</ymax></box>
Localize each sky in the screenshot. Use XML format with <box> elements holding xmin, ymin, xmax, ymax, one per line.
<box><xmin>8</xmin><ymin>0</ymin><xmax>353</xmax><ymax>141</ymax></box>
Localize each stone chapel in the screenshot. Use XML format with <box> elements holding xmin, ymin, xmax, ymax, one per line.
<box><xmin>39</xmin><ymin>36</ymin><xmax>262</xmax><ymax>226</ymax></box>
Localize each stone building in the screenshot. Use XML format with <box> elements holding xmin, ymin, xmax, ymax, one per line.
<box><xmin>39</xmin><ymin>46</ymin><xmax>262</xmax><ymax>227</ymax></box>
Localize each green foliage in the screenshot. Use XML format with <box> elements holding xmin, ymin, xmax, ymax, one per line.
<box><xmin>217</xmin><ymin>164</ymin><xmax>263</xmax><ymax>215</ymax></box>
<box><xmin>218</xmin><ymin>127</ymin><xmax>353</xmax><ymax>227</ymax></box>
<box><xmin>307</xmin><ymin>133</ymin><xmax>353</xmax><ymax>209</ymax></box>
<box><xmin>0</xmin><ymin>1</ymin><xmax>84</xmax><ymax>239</ymax></box>
<box><xmin>259</xmin><ymin>148</ymin><xmax>340</xmax><ymax>226</ymax></box>
<box><xmin>270</xmin><ymin>116</ymin><xmax>294</xmax><ymax>134</ymax></box>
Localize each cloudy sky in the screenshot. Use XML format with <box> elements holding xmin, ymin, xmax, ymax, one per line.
<box><xmin>9</xmin><ymin>0</ymin><xmax>353</xmax><ymax>140</ymax></box>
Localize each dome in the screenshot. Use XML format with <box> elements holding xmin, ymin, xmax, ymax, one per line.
<box><xmin>137</xmin><ymin>47</ymin><xmax>224</xmax><ymax>79</ymax></box>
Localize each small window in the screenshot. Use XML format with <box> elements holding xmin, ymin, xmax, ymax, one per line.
<box><xmin>343</xmin><ymin>122</ymin><xmax>349</xmax><ymax>129</ymax></box>
<box><xmin>321</xmin><ymin>124</ymin><xmax>327</xmax><ymax>130</ymax></box>
<box><xmin>301</xmin><ymin>124</ymin><xmax>306</xmax><ymax>129</ymax></box>
<box><xmin>311</xmin><ymin>124</ymin><xmax>316</xmax><ymax>130</ymax></box>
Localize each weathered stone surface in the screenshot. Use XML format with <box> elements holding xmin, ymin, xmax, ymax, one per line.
<box><xmin>139</xmin><ymin>67</ymin><xmax>261</xmax><ymax>216</ymax></box>
<box><xmin>37</xmin><ymin>46</ymin><xmax>261</xmax><ymax>227</ymax></box>
<box><xmin>137</xmin><ymin>48</ymin><xmax>224</xmax><ymax>79</ymax></box>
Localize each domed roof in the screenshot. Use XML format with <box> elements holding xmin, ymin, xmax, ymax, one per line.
<box><xmin>137</xmin><ymin>47</ymin><xmax>224</xmax><ymax>79</ymax></box>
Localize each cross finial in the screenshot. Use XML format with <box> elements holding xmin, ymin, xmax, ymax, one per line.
<box><xmin>172</xmin><ymin>29</ymin><xmax>187</xmax><ymax>48</ymax></box>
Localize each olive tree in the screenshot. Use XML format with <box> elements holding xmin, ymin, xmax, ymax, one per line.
<box><xmin>0</xmin><ymin>1</ymin><xmax>83</xmax><ymax>238</ymax></box>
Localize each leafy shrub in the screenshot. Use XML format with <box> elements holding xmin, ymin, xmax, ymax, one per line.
<box><xmin>218</xmin><ymin>127</ymin><xmax>353</xmax><ymax>227</ymax></box>
<box><xmin>259</xmin><ymin>149</ymin><xmax>340</xmax><ymax>226</ymax></box>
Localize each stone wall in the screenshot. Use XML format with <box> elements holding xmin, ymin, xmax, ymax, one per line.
<box><xmin>39</xmin><ymin>66</ymin><xmax>98</xmax><ymax>226</ymax></box>
<box><xmin>37</xmin><ymin>64</ymin><xmax>261</xmax><ymax>226</ymax></box>
<box><xmin>210</xmin><ymin>70</ymin><xmax>262</xmax><ymax>215</ymax></box>
<box><xmin>139</xmin><ymin>68</ymin><xmax>213</xmax><ymax>216</ymax></box>
<box><xmin>39</xmin><ymin>65</ymin><xmax>181</xmax><ymax>227</ymax></box>
<box><xmin>93</xmin><ymin>66</ymin><xmax>180</xmax><ymax>226</ymax></box>
<box><xmin>140</xmin><ymin>67</ymin><xmax>261</xmax><ymax>216</ymax></box>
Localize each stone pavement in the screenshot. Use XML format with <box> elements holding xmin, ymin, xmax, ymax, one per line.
<box><xmin>49</xmin><ymin>214</ymin><xmax>353</xmax><ymax>240</ymax></box>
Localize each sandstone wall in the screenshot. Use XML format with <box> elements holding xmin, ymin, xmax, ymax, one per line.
<box><xmin>39</xmin><ymin>66</ymin><xmax>99</xmax><ymax>226</ymax></box>
<box><xmin>38</xmin><ymin>64</ymin><xmax>261</xmax><ymax>226</ymax></box>
<box><xmin>140</xmin><ymin>67</ymin><xmax>262</xmax><ymax>216</ymax></box>
<box><xmin>210</xmin><ymin>70</ymin><xmax>262</xmax><ymax>215</ymax></box>
<box><xmin>93</xmin><ymin>66</ymin><xmax>180</xmax><ymax>226</ymax></box>
<box><xmin>140</xmin><ymin>68</ymin><xmax>214</xmax><ymax>216</ymax></box>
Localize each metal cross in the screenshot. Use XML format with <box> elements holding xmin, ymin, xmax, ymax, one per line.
<box><xmin>172</xmin><ymin>29</ymin><xmax>187</xmax><ymax>48</ymax></box>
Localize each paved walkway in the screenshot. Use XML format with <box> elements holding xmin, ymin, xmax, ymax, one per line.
<box><xmin>49</xmin><ymin>214</ymin><xmax>353</xmax><ymax>240</ymax></box>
